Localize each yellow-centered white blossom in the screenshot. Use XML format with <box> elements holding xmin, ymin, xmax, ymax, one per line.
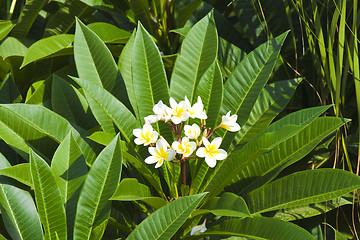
<box><xmin>145</xmin><ymin>139</ymin><xmax>175</xmax><ymax>168</ymax></box>
<box><xmin>190</xmin><ymin>220</ymin><xmax>207</xmax><ymax>235</ymax></box>
<box><xmin>133</xmin><ymin>123</ymin><xmax>158</xmax><ymax>146</ymax></box>
<box><xmin>169</xmin><ymin>97</ymin><xmax>189</xmax><ymax>124</ymax></box>
<box><xmin>196</xmin><ymin>137</ymin><xmax>227</xmax><ymax>168</ymax></box>
<box><xmin>185</xmin><ymin>96</ymin><xmax>207</xmax><ymax>119</ymax></box>
<box><xmin>172</xmin><ymin>137</ymin><xmax>197</xmax><ymax>157</ymax></box>
<box><xmin>218</xmin><ymin>111</ymin><xmax>240</xmax><ymax>132</ymax></box>
<box><xmin>184</xmin><ymin>123</ymin><xmax>201</xmax><ymax>140</ymax></box>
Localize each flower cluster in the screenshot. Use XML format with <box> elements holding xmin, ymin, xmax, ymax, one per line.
<box><xmin>133</xmin><ymin>96</ymin><xmax>240</xmax><ymax>168</ymax></box>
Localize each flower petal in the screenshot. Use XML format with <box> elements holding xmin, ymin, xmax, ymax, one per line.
<box><xmin>166</xmin><ymin>149</ymin><xmax>176</xmax><ymax>161</ymax></box>
<box><xmin>169</xmin><ymin>97</ymin><xmax>177</xmax><ymax>109</ymax></box>
<box><xmin>211</xmin><ymin>137</ymin><xmax>223</xmax><ymax>149</ymax></box>
<box><xmin>214</xmin><ymin>149</ymin><xmax>227</xmax><ymax>160</ymax></box>
<box><xmin>172</xmin><ymin>141</ymin><xmax>180</xmax><ymax>150</ymax></box>
<box><xmin>155</xmin><ymin>159</ymin><xmax>164</xmax><ymax>168</ymax></box>
<box><xmin>133</xmin><ymin>128</ymin><xmax>142</xmax><ymax>137</ymax></box>
<box><xmin>196</xmin><ymin>147</ymin><xmax>207</xmax><ymax>158</ymax></box>
<box><xmin>145</xmin><ymin>156</ymin><xmax>158</xmax><ymax>164</ymax></box>
<box><xmin>134</xmin><ymin>138</ymin><xmax>144</xmax><ymax>145</ymax></box>
<box><xmin>202</xmin><ymin>137</ymin><xmax>210</xmax><ymax>149</ymax></box>
<box><xmin>205</xmin><ymin>155</ymin><xmax>217</xmax><ymax>168</ymax></box>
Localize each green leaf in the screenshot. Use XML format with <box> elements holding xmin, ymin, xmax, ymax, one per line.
<box><xmin>25</xmin><ymin>78</ymin><xmax>52</xmax><ymax>106</ymax></box>
<box><xmin>21</xmin><ymin>34</ymin><xmax>74</xmax><ymax>68</ymax></box>
<box><xmin>195</xmin><ymin>60</ymin><xmax>223</xmax><ymax>129</ymax></box>
<box><xmin>0</xmin><ymin>155</ymin><xmax>44</xmax><ymax>240</ymax></box>
<box><xmin>176</xmin><ymin>0</ymin><xmax>202</xmax><ymax>28</ymax></box>
<box><xmin>74</xmin><ymin>18</ymin><xmax>119</xmax><ymax>93</ymax></box>
<box><xmin>130</xmin><ymin>22</ymin><xmax>170</xmax><ymax>125</ymax></box>
<box><xmin>0</xmin><ymin>21</ymin><xmax>15</xmax><ymax>41</ymax></box>
<box><xmin>87</xmin><ymin>131</ymin><xmax>115</xmax><ymax>146</ymax></box>
<box><xmin>122</xmin><ymin>151</ymin><xmax>164</xmax><ymax>198</ymax></box>
<box><xmin>30</xmin><ymin>149</ymin><xmax>67</xmax><ymax>240</ymax></box>
<box><xmin>218</xmin><ymin>31</ymin><xmax>289</xmax><ymax>149</ymax></box>
<box><xmin>201</xmin><ymin>192</ymin><xmax>251</xmax><ymax>218</ymax></box>
<box><xmin>0</xmin><ymin>104</ymin><xmax>98</xmax><ymax>164</ymax></box>
<box><xmin>110</xmin><ymin>178</ymin><xmax>166</xmax><ymax>210</ymax></box>
<box><xmin>129</xmin><ymin>0</ymin><xmax>158</xmax><ymax>36</ymax></box>
<box><xmin>185</xmin><ymin>217</ymin><xmax>313</xmax><ymax>240</ymax></box>
<box><xmin>0</xmin><ymin>37</ymin><xmax>32</xmax><ymax>59</ymax></box>
<box><xmin>269</xmin><ymin>197</ymin><xmax>352</xmax><ymax>222</ymax></box>
<box><xmin>73</xmin><ymin>77</ymin><xmax>139</xmax><ymax>142</ymax></box>
<box><xmin>170</xmin><ymin>11</ymin><xmax>218</xmax><ymax>103</ymax></box>
<box><xmin>73</xmin><ymin>134</ymin><xmax>122</xmax><ymax>240</ymax></box>
<box><xmin>218</xmin><ymin>37</ymin><xmax>247</xmax><ymax>77</ymax></box>
<box><xmin>51</xmin><ymin>131</ymin><xmax>87</xmax><ymax>237</ymax></box>
<box><xmin>11</xmin><ymin>0</ymin><xmax>48</xmax><ymax>38</ymax></box>
<box><xmin>88</xmin><ymin>22</ymin><xmax>131</xmax><ymax>44</ymax></box>
<box><xmin>0</xmin><ymin>163</ymin><xmax>32</xmax><ymax>187</ymax></box>
<box><xmin>230</xmin><ymin>117</ymin><xmax>349</xmax><ymax>196</ymax></box>
<box><xmin>201</xmin><ymin>106</ymin><xmax>337</xmax><ymax>200</ymax></box>
<box><xmin>127</xmin><ymin>193</ymin><xmax>207</xmax><ymax>240</ymax></box>
<box><xmin>0</xmin><ymin>75</ymin><xmax>22</xmax><ymax>104</ymax></box>
<box><xmin>246</xmin><ymin>169</ymin><xmax>360</xmax><ymax>214</ymax></box>
<box><xmin>237</xmin><ymin>79</ymin><xmax>302</xmax><ymax>145</ymax></box>
<box><xmin>51</xmin><ymin>75</ymin><xmax>97</xmax><ymax>130</ymax></box>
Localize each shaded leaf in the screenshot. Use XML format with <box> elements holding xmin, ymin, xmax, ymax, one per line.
<box><xmin>0</xmin><ymin>163</ymin><xmax>32</xmax><ymax>187</ymax></box>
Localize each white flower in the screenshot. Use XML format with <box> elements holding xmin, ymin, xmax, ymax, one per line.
<box><xmin>172</xmin><ymin>137</ymin><xmax>197</xmax><ymax>157</ymax></box>
<box><xmin>196</xmin><ymin>137</ymin><xmax>227</xmax><ymax>168</ymax></box>
<box><xmin>185</xmin><ymin>96</ymin><xmax>207</xmax><ymax>119</ymax></box>
<box><xmin>169</xmin><ymin>97</ymin><xmax>189</xmax><ymax>124</ymax></box>
<box><xmin>144</xmin><ymin>115</ymin><xmax>158</xmax><ymax>124</ymax></box>
<box><xmin>153</xmin><ymin>100</ymin><xmax>172</xmax><ymax>122</ymax></box>
<box><xmin>190</xmin><ymin>220</ymin><xmax>207</xmax><ymax>235</ymax></box>
<box><xmin>218</xmin><ymin>111</ymin><xmax>240</xmax><ymax>132</ymax></box>
<box><xmin>133</xmin><ymin>123</ymin><xmax>158</xmax><ymax>146</ymax></box>
<box><xmin>145</xmin><ymin>139</ymin><xmax>175</xmax><ymax>168</ymax></box>
<box><xmin>184</xmin><ymin>123</ymin><xmax>201</xmax><ymax>140</ymax></box>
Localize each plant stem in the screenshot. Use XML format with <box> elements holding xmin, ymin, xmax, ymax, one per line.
<box><xmin>181</xmin><ymin>160</ymin><xmax>186</xmax><ymax>186</ymax></box>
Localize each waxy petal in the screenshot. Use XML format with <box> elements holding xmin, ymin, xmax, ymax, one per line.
<box><xmin>196</xmin><ymin>147</ymin><xmax>207</xmax><ymax>158</ymax></box>
<box><xmin>211</xmin><ymin>137</ymin><xmax>223</xmax><ymax>149</ymax></box>
<box><xmin>214</xmin><ymin>149</ymin><xmax>227</xmax><ymax>160</ymax></box>
<box><xmin>205</xmin><ymin>155</ymin><xmax>217</xmax><ymax>168</ymax></box>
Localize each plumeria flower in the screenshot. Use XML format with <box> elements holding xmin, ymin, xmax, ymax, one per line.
<box><xmin>172</xmin><ymin>137</ymin><xmax>197</xmax><ymax>157</ymax></box>
<box><xmin>145</xmin><ymin>139</ymin><xmax>176</xmax><ymax>168</ymax></box>
<box><xmin>196</xmin><ymin>137</ymin><xmax>227</xmax><ymax>168</ymax></box>
<box><xmin>185</xmin><ymin>96</ymin><xmax>207</xmax><ymax>119</ymax></box>
<box><xmin>169</xmin><ymin>97</ymin><xmax>189</xmax><ymax>124</ymax></box>
<box><xmin>190</xmin><ymin>219</ymin><xmax>207</xmax><ymax>235</ymax></box>
<box><xmin>145</xmin><ymin>100</ymin><xmax>172</xmax><ymax>123</ymax></box>
<box><xmin>133</xmin><ymin>123</ymin><xmax>158</xmax><ymax>146</ymax></box>
<box><xmin>184</xmin><ymin>123</ymin><xmax>201</xmax><ymax>140</ymax></box>
<box><xmin>218</xmin><ymin>111</ymin><xmax>241</xmax><ymax>132</ymax></box>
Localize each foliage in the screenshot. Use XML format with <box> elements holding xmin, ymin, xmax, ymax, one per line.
<box><xmin>0</xmin><ymin>0</ymin><xmax>359</xmax><ymax>239</ymax></box>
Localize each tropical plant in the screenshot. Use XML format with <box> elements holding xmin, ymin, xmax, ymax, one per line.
<box><xmin>0</xmin><ymin>5</ymin><xmax>359</xmax><ymax>240</ymax></box>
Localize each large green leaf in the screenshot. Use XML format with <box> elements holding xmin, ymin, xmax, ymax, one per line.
<box><xmin>0</xmin><ymin>37</ymin><xmax>31</xmax><ymax>59</ymax></box>
<box><xmin>30</xmin><ymin>150</ymin><xmax>67</xmax><ymax>240</ymax></box>
<box><xmin>170</xmin><ymin>11</ymin><xmax>218</xmax><ymax>103</ymax></box>
<box><xmin>110</xmin><ymin>178</ymin><xmax>167</xmax><ymax>210</ymax></box>
<box><xmin>218</xmin><ymin>31</ymin><xmax>289</xmax><ymax>149</ymax></box>
<box><xmin>246</xmin><ymin>169</ymin><xmax>360</xmax><ymax>214</ymax></box>
<box><xmin>74</xmin><ymin>18</ymin><xmax>123</xmax><ymax>96</ymax></box>
<box><xmin>51</xmin><ymin>75</ymin><xmax>97</xmax><ymax>130</ymax></box>
<box><xmin>0</xmin><ymin>163</ymin><xmax>32</xmax><ymax>187</ymax></box>
<box><xmin>0</xmin><ymin>21</ymin><xmax>15</xmax><ymax>41</ymax></box>
<box><xmin>87</xmin><ymin>22</ymin><xmax>131</xmax><ymax>44</ymax></box>
<box><xmin>201</xmin><ymin>106</ymin><xmax>337</xmax><ymax>200</ymax></box>
<box><xmin>73</xmin><ymin>134</ymin><xmax>122</xmax><ymax>240</ymax></box>
<box><xmin>229</xmin><ymin>117</ymin><xmax>349</xmax><ymax>196</ymax></box>
<box><xmin>0</xmin><ymin>154</ymin><xmax>44</xmax><ymax>240</ymax></box>
<box><xmin>183</xmin><ymin>217</ymin><xmax>313</xmax><ymax>240</ymax></box>
<box><xmin>20</xmin><ymin>34</ymin><xmax>74</xmax><ymax>68</ymax></box>
<box><xmin>200</xmin><ymin>192</ymin><xmax>251</xmax><ymax>218</ymax></box>
<box><xmin>130</xmin><ymin>22</ymin><xmax>170</xmax><ymax>125</ymax></box>
<box><xmin>72</xmin><ymin>77</ymin><xmax>140</xmax><ymax>142</ymax></box>
<box><xmin>237</xmin><ymin>79</ymin><xmax>302</xmax><ymax>146</ymax></box>
<box><xmin>51</xmin><ymin>131</ymin><xmax>87</xmax><ymax>237</ymax></box>
<box><xmin>194</xmin><ymin>60</ymin><xmax>223</xmax><ymax>129</ymax></box>
<box><xmin>0</xmin><ymin>104</ymin><xmax>98</xmax><ymax>164</ymax></box>
<box><xmin>127</xmin><ymin>193</ymin><xmax>207</xmax><ymax>240</ymax></box>
<box><xmin>11</xmin><ymin>0</ymin><xmax>48</xmax><ymax>38</ymax></box>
